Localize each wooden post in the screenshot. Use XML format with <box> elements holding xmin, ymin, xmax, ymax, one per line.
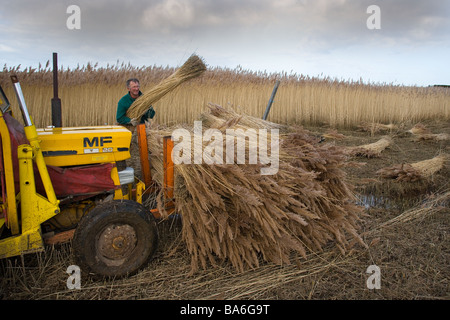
<box><xmin>262</xmin><ymin>80</ymin><xmax>280</xmax><ymax>120</ymax></box>
<box><xmin>163</xmin><ymin>136</ymin><xmax>175</xmax><ymax>214</ymax></box>
<box><xmin>163</xmin><ymin>136</ymin><xmax>174</xmax><ymax>201</ymax></box>
<box><xmin>137</xmin><ymin>123</ymin><xmax>152</xmax><ymax>187</ymax></box>
<box><xmin>149</xmin><ymin>135</ymin><xmax>175</xmax><ymax>219</ymax></box>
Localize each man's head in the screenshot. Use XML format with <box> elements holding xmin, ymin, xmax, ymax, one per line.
<box><xmin>126</xmin><ymin>78</ymin><xmax>140</xmax><ymax>99</ymax></box>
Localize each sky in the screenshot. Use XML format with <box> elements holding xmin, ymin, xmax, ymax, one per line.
<box><xmin>1</xmin><ymin>0</ymin><xmax>449</xmax><ymax>87</ymax></box>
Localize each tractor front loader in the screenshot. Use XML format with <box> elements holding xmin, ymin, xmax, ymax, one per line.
<box><xmin>0</xmin><ymin>75</ymin><xmax>174</xmax><ymax>277</ymax></box>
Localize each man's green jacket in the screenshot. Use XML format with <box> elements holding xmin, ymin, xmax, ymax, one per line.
<box><xmin>116</xmin><ymin>91</ymin><xmax>155</xmax><ymax>125</ymax></box>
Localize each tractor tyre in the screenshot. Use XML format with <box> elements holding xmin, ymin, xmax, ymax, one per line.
<box><xmin>72</xmin><ymin>200</ymin><xmax>158</xmax><ymax>278</ymax></box>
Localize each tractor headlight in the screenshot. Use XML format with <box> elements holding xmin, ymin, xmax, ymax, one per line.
<box><xmin>118</xmin><ymin>167</ymin><xmax>134</xmax><ymax>185</ymax></box>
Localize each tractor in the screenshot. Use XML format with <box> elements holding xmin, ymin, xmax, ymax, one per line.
<box><xmin>0</xmin><ymin>75</ymin><xmax>174</xmax><ymax>277</ymax></box>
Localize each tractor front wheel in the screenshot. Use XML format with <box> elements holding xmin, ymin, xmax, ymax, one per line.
<box><xmin>72</xmin><ymin>200</ymin><xmax>158</xmax><ymax>278</ymax></box>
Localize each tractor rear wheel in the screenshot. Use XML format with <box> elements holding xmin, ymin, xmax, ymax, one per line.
<box><xmin>72</xmin><ymin>200</ymin><xmax>158</xmax><ymax>277</ymax></box>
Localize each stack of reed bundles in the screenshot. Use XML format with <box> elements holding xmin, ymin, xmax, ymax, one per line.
<box><xmin>146</xmin><ymin>104</ymin><xmax>366</xmax><ymax>273</ymax></box>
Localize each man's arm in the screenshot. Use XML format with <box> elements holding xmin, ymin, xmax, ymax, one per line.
<box><xmin>116</xmin><ymin>99</ymin><xmax>132</xmax><ymax>124</ymax></box>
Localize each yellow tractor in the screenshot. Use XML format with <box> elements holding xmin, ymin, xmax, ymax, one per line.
<box><xmin>0</xmin><ymin>75</ymin><xmax>174</xmax><ymax>277</ymax></box>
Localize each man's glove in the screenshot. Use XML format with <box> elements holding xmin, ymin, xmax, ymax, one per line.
<box><xmin>130</xmin><ymin>118</ymin><xmax>138</xmax><ymax>126</ymax></box>
<box><xmin>146</xmin><ymin>106</ymin><xmax>156</xmax><ymax>119</ymax></box>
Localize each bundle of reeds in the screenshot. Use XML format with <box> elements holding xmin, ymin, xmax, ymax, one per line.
<box><xmin>322</xmin><ymin>129</ymin><xmax>345</xmax><ymax>140</ymax></box>
<box><xmin>358</xmin><ymin>122</ymin><xmax>397</xmax><ymax>134</ymax></box>
<box><xmin>412</xmin><ymin>133</ymin><xmax>450</xmax><ymax>142</ymax></box>
<box><xmin>146</xmin><ymin>104</ymin><xmax>365</xmax><ymax>273</ymax></box>
<box><xmin>376</xmin><ymin>154</ymin><xmax>447</xmax><ymax>182</ymax></box>
<box><xmin>126</xmin><ymin>54</ymin><xmax>207</xmax><ymax>120</ymax></box>
<box><xmin>347</xmin><ymin>137</ymin><xmax>392</xmax><ymax>158</ymax></box>
<box><xmin>407</xmin><ymin>123</ymin><xmax>450</xmax><ymax>141</ymax></box>
<box><xmin>408</xmin><ymin>123</ymin><xmax>431</xmax><ymax>135</ymax></box>
<box><xmin>410</xmin><ymin>155</ymin><xmax>447</xmax><ymax>177</ymax></box>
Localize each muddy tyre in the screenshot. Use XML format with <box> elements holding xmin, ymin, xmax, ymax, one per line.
<box><xmin>73</xmin><ymin>200</ymin><xmax>158</xmax><ymax>277</ymax></box>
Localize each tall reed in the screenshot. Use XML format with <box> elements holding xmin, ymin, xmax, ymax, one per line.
<box><xmin>1</xmin><ymin>63</ymin><xmax>448</xmax><ymax>128</ymax></box>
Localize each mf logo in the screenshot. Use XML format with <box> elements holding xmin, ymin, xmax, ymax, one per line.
<box><xmin>83</xmin><ymin>136</ymin><xmax>112</xmax><ymax>148</ymax></box>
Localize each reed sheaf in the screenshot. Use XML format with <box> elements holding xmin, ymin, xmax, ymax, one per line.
<box><xmin>347</xmin><ymin>136</ymin><xmax>392</xmax><ymax>158</ymax></box>
<box><xmin>146</xmin><ymin>104</ymin><xmax>366</xmax><ymax>273</ymax></box>
<box><xmin>126</xmin><ymin>54</ymin><xmax>207</xmax><ymax>120</ymax></box>
<box><xmin>377</xmin><ymin>154</ymin><xmax>447</xmax><ymax>182</ymax></box>
<box><xmin>408</xmin><ymin>123</ymin><xmax>450</xmax><ymax>142</ymax></box>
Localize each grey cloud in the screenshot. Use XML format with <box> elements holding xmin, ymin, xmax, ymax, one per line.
<box><xmin>2</xmin><ymin>0</ymin><xmax>449</xmax><ymax>82</ymax></box>
<box><xmin>140</xmin><ymin>0</ymin><xmax>272</xmax><ymax>33</ymax></box>
<box><xmin>3</xmin><ymin>0</ymin><xmax>448</xmax><ymax>46</ymax></box>
<box><xmin>137</xmin><ymin>0</ymin><xmax>450</xmax><ymax>50</ymax></box>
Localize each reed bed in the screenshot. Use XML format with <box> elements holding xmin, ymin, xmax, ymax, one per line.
<box><xmin>146</xmin><ymin>104</ymin><xmax>366</xmax><ymax>273</ymax></box>
<box><xmin>1</xmin><ymin>62</ymin><xmax>449</xmax><ymax>128</ymax></box>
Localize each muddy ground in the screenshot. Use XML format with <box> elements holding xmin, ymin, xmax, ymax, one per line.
<box><xmin>1</xmin><ymin>119</ymin><xmax>448</xmax><ymax>301</ymax></box>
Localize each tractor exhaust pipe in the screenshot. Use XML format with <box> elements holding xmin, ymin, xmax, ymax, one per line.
<box><xmin>10</xmin><ymin>75</ymin><xmax>60</xmax><ymax>207</ymax></box>
<box><xmin>51</xmin><ymin>52</ymin><xmax>62</xmax><ymax>127</ymax></box>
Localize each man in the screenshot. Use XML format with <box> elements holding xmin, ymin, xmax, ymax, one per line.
<box><xmin>116</xmin><ymin>78</ymin><xmax>155</xmax><ymax>127</ymax></box>
<box><xmin>116</xmin><ymin>78</ymin><xmax>155</xmax><ymax>177</ymax></box>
